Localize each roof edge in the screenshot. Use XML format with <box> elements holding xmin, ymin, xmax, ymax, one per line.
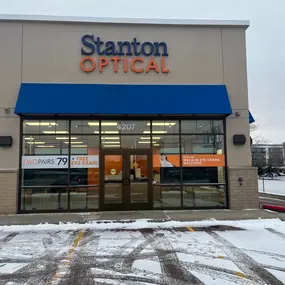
<box><xmin>0</xmin><ymin>14</ymin><xmax>250</xmax><ymax>27</ymax></box>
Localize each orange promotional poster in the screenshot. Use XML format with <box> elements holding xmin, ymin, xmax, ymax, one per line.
<box><xmin>153</xmin><ymin>154</ymin><xmax>181</xmax><ymax>168</ymax></box>
<box><xmin>182</xmin><ymin>154</ymin><xmax>225</xmax><ymax>167</ymax></box>
<box><xmin>153</xmin><ymin>154</ymin><xmax>225</xmax><ymax>167</ymax></box>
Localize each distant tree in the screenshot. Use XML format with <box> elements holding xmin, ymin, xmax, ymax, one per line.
<box><xmin>266</xmin><ymin>166</ymin><xmax>273</xmax><ymax>173</ymax></box>
<box><xmin>257</xmin><ymin>167</ymin><xmax>264</xmax><ymax>176</ymax></box>
<box><xmin>250</xmin><ymin>123</ymin><xmax>259</xmax><ymax>132</ymax></box>
<box><xmin>250</xmin><ymin>123</ymin><xmax>269</xmax><ymax>144</ymax></box>
<box><xmin>265</xmin><ymin>166</ymin><xmax>274</xmax><ymax>179</ymax></box>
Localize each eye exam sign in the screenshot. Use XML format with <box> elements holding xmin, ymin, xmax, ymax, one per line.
<box><xmin>153</xmin><ymin>154</ymin><xmax>225</xmax><ymax>167</ymax></box>
<box><xmin>80</xmin><ymin>35</ymin><xmax>170</xmax><ymax>74</ymax></box>
<box><xmin>22</xmin><ymin>155</ymin><xmax>99</xmax><ymax>169</ymax></box>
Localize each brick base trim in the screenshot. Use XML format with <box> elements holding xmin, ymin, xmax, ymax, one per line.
<box><xmin>0</xmin><ymin>170</ymin><xmax>18</xmax><ymax>214</ymax></box>
<box><xmin>228</xmin><ymin>167</ymin><xmax>259</xmax><ymax>210</ymax></box>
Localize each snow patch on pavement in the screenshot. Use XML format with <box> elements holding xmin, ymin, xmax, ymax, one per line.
<box><xmin>132</xmin><ymin>259</ymin><xmax>162</xmax><ymax>274</ymax></box>
<box><xmin>0</xmin><ymin>263</ymin><xmax>28</xmax><ymax>274</ymax></box>
<box><xmin>0</xmin><ymin>218</ymin><xmax>283</xmax><ymax>232</ymax></box>
<box><xmin>267</xmin><ymin>269</ymin><xmax>285</xmax><ymax>283</ymax></box>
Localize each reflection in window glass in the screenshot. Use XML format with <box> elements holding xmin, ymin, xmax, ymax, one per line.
<box><xmin>153</xmin><ymin>135</ymin><xmax>180</xmax><ymax>153</ymax></box>
<box><xmin>21</xmin><ymin>161</ymin><xmax>69</xmax><ymax>210</ymax></box>
<box><xmin>101</xmin><ymin>135</ymin><xmax>121</xmax><ymax>149</ymax></box>
<box><xmin>181</xmin><ymin>120</ymin><xmax>223</xmax><ymax>134</ymax></box>
<box><xmin>154</xmin><ymin>185</ymin><xmax>181</xmax><ymax>208</ymax></box>
<box><xmin>183</xmin><ymin>185</ymin><xmax>226</xmax><ymax>208</ymax></box>
<box><xmin>21</xmin><ymin>185</ymin><xmax>69</xmax><ymax>211</ymax></box>
<box><xmin>69</xmin><ymin>135</ymin><xmax>99</xmax><ymax>155</ymax></box>
<box><xmin>121</xmin><ymin>136</ymin><xmax>151</xmax><ymax>149</ymax></box>
<box><xmin>104</xmin><ymin>155</ymin><xmax>123</xmax><ymax>204</ymax></box>
<box><xmin>71</xmin><ymin>120</ymin><xmax>99</xmax><ymax>134</ymax></box>
<box><xmin>152</xmin><ymin>120</ymin><xmax>179</xmax><ymax>134</ymax></box>
<box><xmin>20</xmin><ymin>119</ymin><xmax>227</xmax><ymax>211</ymax></box>
<box><xmin>69</xmin><ymin>186</ymin><xmax>99</xmax><ymax>210</ymax></box>
<box><xmin>23</xmin><ymin>120</ymin><xmax>69</xmax><ymax>135</ymax></box>
<box><xmin>22</xmin><ymin>169</ymin><xmax>69</xmax><ymax>187</ymax></box>
<box><xmin>181</xmin><ymin>135</ymin><xmax>224</xmax><ymax>154</ymax></box>
<box><xmin>22</xmin><ymin>134</ymin><xmax>70</xmax><ymax>189</ymax></box>
<box><xmin>182</xmin><ymin>167</ymin><xmax>222</xmax><ymax>183</ymax></box>
<box><xmin>153</xmin><ymin>135</ymin><xmax>181</xmax><ymax>184</ymax></box>
<box><xmin>23</xmin><ymin>135</ymin><xmax>69</xmax><ymax>155</ymax></box>
<box><xmin>69</xmin><ymin>134</ymin><xmax>100</xmax><ymax>210</ymax></box>
<box><xmin>213</xmin><ymin>120</ymin><xmax>224</xmax><ymax>133</ymax></box>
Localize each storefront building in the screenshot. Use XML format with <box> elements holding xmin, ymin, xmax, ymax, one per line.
<box><xmin>0</xmin><ymin>15</ymin><xmax>258</xmax><ymax>214</ymax></box>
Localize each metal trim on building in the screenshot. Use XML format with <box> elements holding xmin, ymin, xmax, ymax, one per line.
<box><xmin>0</xmin><ymin>14</ymin><xmax>250</xmax><ymax>27</ymax></box>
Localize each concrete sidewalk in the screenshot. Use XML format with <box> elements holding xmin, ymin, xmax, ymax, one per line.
<box><xmin>0</xmin><ymin>209</ymin><xmax>284</xmax><ymax>226</ymax></box>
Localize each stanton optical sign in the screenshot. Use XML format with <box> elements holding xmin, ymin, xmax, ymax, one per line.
<box><xmin>80</xmin><ymin>35</ymin><xmax>169</xmax><ymax>74</ymax></box>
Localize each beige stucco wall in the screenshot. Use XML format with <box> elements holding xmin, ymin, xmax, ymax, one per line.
<box><xmin>0</xmin><ymin>19</ymin><xmax>256</xmax><ymax>213</ymax></box>
<box><xmin>22</xmin><ymin>23</ymin><xmax>224</xmax><ymax>84</ymax></box>
<box><xmin>0</xmin><ymin>22</ymin><xmax>22</xmax><ymax>169</ymax></box>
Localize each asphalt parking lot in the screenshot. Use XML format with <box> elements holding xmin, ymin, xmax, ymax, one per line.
<box><xmin>0</xmin><ymin>223</ymin><xmax>285</xmax><ymax>285</ymax></box>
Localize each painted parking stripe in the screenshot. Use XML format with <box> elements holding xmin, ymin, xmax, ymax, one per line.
<box><xmin>51</xmin><ymin>229</ymin><xmax>87</xmax><ymax>284</ymax></box>
<box><xmin>208</xmin><ymin>231</ymin><xmax>284</xmax><ymax>285</ymax></box>
<box><xmin>187</xmin><ymin>226</ymin><xmax>195</xmax><ymax>232</ymax></box>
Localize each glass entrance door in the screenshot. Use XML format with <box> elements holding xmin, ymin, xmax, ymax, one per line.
<box><xmin>100</xmin><ymin>150</ymin><xmax>152</xmax><ymax>210</ymax></box>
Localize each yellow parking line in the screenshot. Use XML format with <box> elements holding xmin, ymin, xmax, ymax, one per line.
<box><xmin>51</xmin><ymin>229</ymin><xmax>87</xmax><ymax>284</ymax></box>
<box><xmin>235</xmin><ymin>272</ymin><xmax>246</xmax><ymax>278</ymax></box>
<box><xmin>66</xmin><ymin>230</ymin><xmax>86</xmax><ymax>260</ymax></box>
<box><xmin>187</xmin><ymin>226</ymin><xmax>195</xmax><ymax>232</ymax></box>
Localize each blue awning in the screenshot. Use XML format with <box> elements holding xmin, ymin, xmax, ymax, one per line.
<box><xmin>249</xmin><ymin>111</ymin><xmax>255</xmax><ymax>123</ymax></box>
<box><xmin>15</xmin><ymin>83</ymin><xmax>232</xmax><ymax>116</ymax></box>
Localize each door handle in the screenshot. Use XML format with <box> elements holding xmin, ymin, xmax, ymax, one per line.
<box><xmin>123</xmin><ymin>178</ymin><xmax>130</xmax><ymax>186</ymax></box>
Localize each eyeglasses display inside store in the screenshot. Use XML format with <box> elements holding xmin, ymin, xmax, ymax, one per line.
<box><xmin>20</xmin><ymin>119</ymin><xmax>227</xmax><ymax>212</ymax></box>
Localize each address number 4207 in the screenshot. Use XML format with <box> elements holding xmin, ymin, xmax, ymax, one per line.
<box><xmin>117</xmin><ymin>124</ymin><xmax>136</xmax><ymax>130</ymax></box>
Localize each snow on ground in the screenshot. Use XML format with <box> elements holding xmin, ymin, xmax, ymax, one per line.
<box><xmin>259</xmin><ymin>177</ymin><xmax>285</xmax><ymax>196</ymax></box>
<box><xmin>0</xmin><ymin>218</ymin><xmax>283</xmax><ymax>232</ymax></box>
<box><xmin>0</xmin><ymin>218</ymin><xmax>284</xmax><ymax>284</ymax></box>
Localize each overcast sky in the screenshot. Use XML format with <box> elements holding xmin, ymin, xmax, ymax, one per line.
<box><xmin>1</xmin><ymin>0</ymin><xmax>285</xmax><ymax>143</ymax></box>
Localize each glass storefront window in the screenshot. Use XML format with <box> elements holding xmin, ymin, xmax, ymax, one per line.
<box><xmin>101</xmin><ymin>120</ymin><xmax>150</xmax><ymax>134</ymax></box>
<box><xmin>181</xmin><ymin>134</ymin><xmax>225</xmax><ymax>184</ymax></box>
<box><xmin>182</xmin><ymin>167</ymin><xmax>225</xmax><ymax>183</ymax></box>
<box><xmin>69</xmin><ymin>135</ymin><xmax>99</xmax><ymax>209</ymax></box>
<box><xmin>153</xmin><ymin>135</ymin><xmax>180</xmax><ymax>153</ymax></box>
<box><xmin>154</xmin><ymin>185</ymin><xmax>181</xmax><ymax>208</ymax></box>
<box><xmin>181</xmin><ymin>135</ymin><xmax>224</xmax><ymax>154</ymax></box>
<box><xmin>153</xmin><ymin>135</ymin><xmax>181</xmax><ymax>184</ymax></box>
<box><xmin>23</xmin><ymin>135</ymin><xmax>70</xmax><ymax>155</ymax></box>
<box><xmin>69</xmin><ymin>135</ymin><xmax>99</xmax><ymax>155</ymax></box>
<box><xmin>23</xmin><ymin>120</ymin><xmax>69</xmax><ymax>135</ymax></box>
<box><xmin>20</xmin><ymin>119</ymin><xmax>227</xmax><ymax>212</ymax></box>
<box><xmin>101</xmin><ymin>135</ymin><xmax>121</xmax><ymax>149</ymax></box>
<box><xmin>21</xmin><ymin>134</ymin><xmax>70</xmax><ymax>211</ymax></box>
<box><xmin>181</xmin><ymin>120</ymin><xmax>223</xmax><ymax>134</ymax></box>
<box><xmin>151</xmin><ymin>120</ymin><xmax>179</xmax><ymax>134</ymax></box>
<box><xmin>183</xmin><ymin>185</ymin><xmax>226</xmax><ymax>207</ymax></box>
<box><xmin>71</xmin><ymin>120</ymin><xmax>99</xmax><ymax>134</ymax></box>
<box><xmin>121</xmin><ymin>135</ymin><xmax>151</xmax><ymax>149</ymax></box>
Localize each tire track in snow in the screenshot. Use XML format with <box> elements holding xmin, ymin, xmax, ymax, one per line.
<box><xmin>180</xmin><ymin>262</ymin><xmax>256</xmax><ymax>285</ymax></box>
<box><xmin>208</xmin><ymin>231</ymin><xmax>284</xmax><ymax>285</ymax></box>
<box><xmin>266</xmin><ymin>228</ymin><xmax>285</xmax><ymax>241</ymax></box>
<box><xmin>58</xmin><ymin>230</ymin><xmax>98</xmax><ymax>285</ymax></box>
<box><xmin>141</xmin><ymin>230</ymin><xmax>204</xmax><ymax>285</ymax></box>
<box><xmin>121</xmin><ymin>232</ymin><xmax>156</xmax><ymax>272</ymax></box>
<box><xmin>0</xmin><ymin>233</ymin><xmax>18</xmax><ymax>249</ymax></box>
